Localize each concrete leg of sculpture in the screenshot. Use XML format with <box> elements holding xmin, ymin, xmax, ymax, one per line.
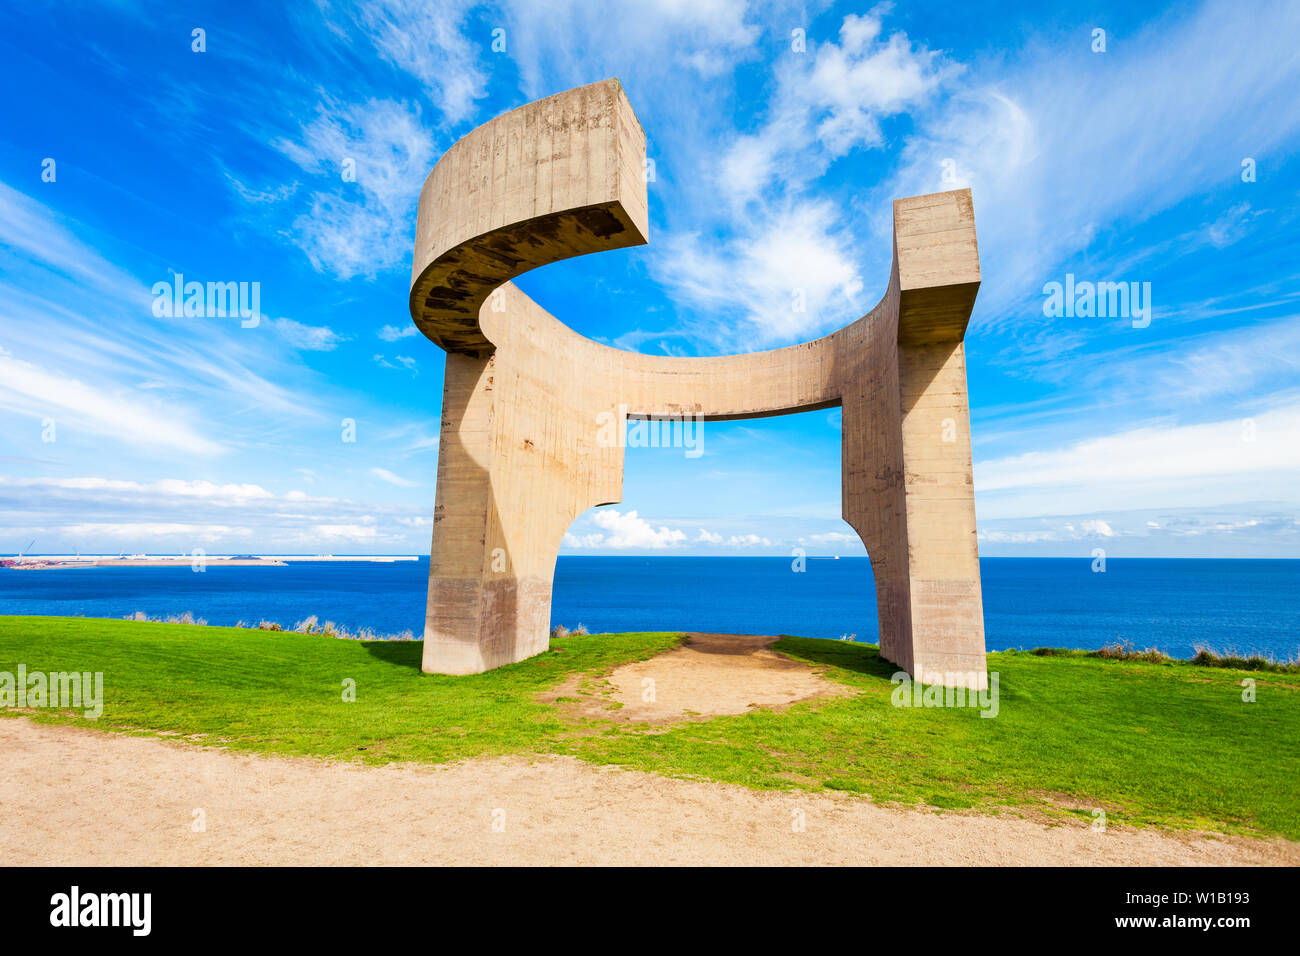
<box><xmin>843</xmin><ymin>334</ymin><xmax>987</xmax><ymax>690</ymax></box>
<box><xmin>422</xmin><ymin>295</ymin><xmax>627</xmax><ymax>675</ymax></box>
<box><xmin>891</xmin><ymin>191</ymin><xmax>987</xmax><ymax>689</ymax></box>
<box><xmin>842</xmin><ymin>410</ymin><xmax>912</xmax><ymax>678</ymax></box>
<box><xmin>897</xmin><ymin>339</ymin><xmax>987</xmax><ymax>689</ymax></box>
<box><xmin>423</xmin><ymin>349</ymin><xmax>561</xmax><ymax>674</ymax></box>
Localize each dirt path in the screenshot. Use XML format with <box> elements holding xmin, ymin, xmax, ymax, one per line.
<box><xmin>2</xmin><ymin>719</ymin><xmax>1294</xmax><ymax>866</ymax></box>
<box><xmin>545</xmin><ymin>633</ymin><xmax>852</xmax><ymax>722</ymax></box>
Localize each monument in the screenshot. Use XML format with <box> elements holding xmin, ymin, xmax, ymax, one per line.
<box><xmin>409</xmin><ymin>79</ymin><xmax>987</xmax><ymax>689</ymax></box>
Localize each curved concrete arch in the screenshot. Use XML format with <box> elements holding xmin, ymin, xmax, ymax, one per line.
<box><xmin>412</xmin><ymin>78</ymin><xmax>987</xmax><ymax>688</ymax></box>
<box><xmin>410</xmin><ymin>79</ymin><xmax>649</xmax><ymax>354</ymax></box>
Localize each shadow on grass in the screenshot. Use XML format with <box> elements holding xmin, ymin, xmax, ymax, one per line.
<box><xmin>360</xmin><ymin>640</ymin><xmax>424</xmax><ymax>670</ymax></box>
<box><xmin>774</xmin><ymin>635</ymin><xmax>899</xmax><ymax>682</ymax></box>
<box><xmin>358</xmin><ymin>633</ymin><xmax>901</xmax><ymax>684</ymax></box>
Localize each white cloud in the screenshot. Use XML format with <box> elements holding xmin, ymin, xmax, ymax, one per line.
<box><xmin>692</xmin><ymin>527</ymin><xmax>771</xmax><ymax>547</ymax></box>
<box><xmin>720</xmin><ymin>11</ymin><xmax>952</xmax><ymax>206</ymax></box>
<box><xmin>657</xmin><ymin>202</ymin><xmax>864</xmax><ymax>345</ymax></box>
<box><xmin>0</xmin><ymin>474</ymin><xmax>428</xmax><ymax>554</ymax></box>
<box><xmin>63</xmin><ymin>523</ymin><xmax>253</xmax><ymax>543</ymax></box>
<box><xmin>883</xmin><ymin>0</ymin><xmax>1300</xmax><ymax>326</ymax></box>
<box><xmin>978</xmin><ymin>529</ymin><xmax>1065</xmax><ymax>544</ymax></box>
<box><xmin>0</xmin><ymin>475</ymin><xmax>290</xmax><ymax>505</ymax></box>
<box><xmin>349</xmin><ymin>0</ymin><xmax>488</xmax><ymax>123</ymax></box>
<box><xmin>977</xmin><ymin>508</ymin><xmax>1298</xmax><ymax>555</ymax></box>
<box><xmin>378</xmin><ymin>324</ymin><xmax>418</xmax><ymax>341</ymax></box>
<box><xmin>806</xmin><ymin>13</ymin><xmax>951</xmax><ymax>154</ymax></box>
<box><xmin>145</xmin><ymin>479</ymin><xmax>274</xmax><ymax>500</ymax></box>
<box><xmin>562</xmin><ymin>532</ymin><xmax>606</xmax><ymax>548</ymax></box>
<box><xmin>373</xmin><ymin>354</ymin><xmax>419</xmax><ymax>373</ymax></box>
<box><xmin>0</xmin><ymin>351</ymin><xmax>222</xmax><ymax>456</ymax></box>
<box><xmin>370</xmin><ymin>467</ymin><xmax>417</xmax><ymax>488</ymax></box>
<box><xmin>977</xmin><ymin>520</ymin><xmax>1120</xmax><ymax>544</ymax></box>
<box><xmin>801</xmin><ymin>531</ymin><xmax>861</xmax><ymax>546</ymax></box>
<box><xmin>651</xmin><ymin>11</ymin><xmax>945</xmax><ymax>347</ymax></box>
<box><xmin>1079</xmin><ymin>519</ymin><xmax>1115</xmax><ymax>537</ymax></box>
<box><xmin>270</xmin><ymin>317</ymin><xmax>346</xmax><ymax>351</ymax></box>
<box><xmin>273</xmin><ymin>98</ymin><xmax>436</xmax><ymax>279</ymax></box>
<box><xmin>975</xmin><ymin>403</ymin><xmax>1300</xmax><ymax>517</ymax></box>
<box><xmin>587</xmin><ymin>509</ymin><xmax>687</xmax><ymax>549</ymax></box>
<box><xmin>312</xmin><ymin>524</ymin><xmax>381</xmax><ymax>540</ymax></box>
<box><xmin>0</xmin><ymin>181</ymin><xmax>145</xmax><ymax>304</ymax></box>
<box><xmin>1205</xmin><ymin>202</ymin><xmax>1259</xmax><ymax>249</ymax></box>
<box><xmin>0</xmin><ymin>182</ymin><xmax>346</xmax><ymax>483</ymax></box>
<box><xmin>1150</xmin><ymin>317</ymin><xmax>1300</xmax><ymax>405</ymax></box>
<box><xmin>502</xmin><ymin>0</ymin><xmax>761</xmax><ymax>99</ymax></box>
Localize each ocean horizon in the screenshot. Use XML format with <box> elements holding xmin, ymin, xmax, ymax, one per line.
<box><xmin>1</xmin><ymin>556</ymin><xmax>1295</xmax><ymax>661</ymax></box>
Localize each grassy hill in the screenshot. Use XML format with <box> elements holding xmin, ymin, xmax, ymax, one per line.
<box><xmin>1</xmin><ymin>615</ymin><xmax>1296</xmax><ymax>840</ymax></box>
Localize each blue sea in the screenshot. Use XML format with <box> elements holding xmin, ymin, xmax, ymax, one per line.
<box><xmin>0</xmin><ymin>557</ymin><xmax>1296</xmax><ymax>661</ymax></box>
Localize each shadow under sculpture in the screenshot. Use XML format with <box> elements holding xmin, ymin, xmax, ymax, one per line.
<box><xmin>408</xmin><ymin>78</ymin><xmax>988</xmax><ymax>690</ymax></box>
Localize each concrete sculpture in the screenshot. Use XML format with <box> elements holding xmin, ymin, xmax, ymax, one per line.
<box><xmin>409</xmin><ymin>79</ymin><xmax>987</xmax><ymax>689</ymax></box>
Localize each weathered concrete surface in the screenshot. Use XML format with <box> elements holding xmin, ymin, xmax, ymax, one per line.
<box><xmin>410</xmin><ymin>78</ymin><xmax>987</xmax><ymax>688</ymax></box>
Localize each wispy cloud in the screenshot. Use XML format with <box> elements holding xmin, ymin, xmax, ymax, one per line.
<box><xmin>271</xmin><ymin>97</ymin><xmax>437</xmax><ymax>279</ymax></box>
<box><xmin>370</xmin><ymin>467</ymin><xmax>417</xmax><ymax>488</ymax></box>
<box><xmin>373</xmin><ymin>354</ymin><xmax>418</xmax><ymax>373</ymax></box>
<box><xmin>650</xmin><ymin>9</ymin><xmax>950</xmax><ymax>347</ymax></box>
<box><xmin>882</xmin><ymin>0</ymin><xmax>1300</xmax><ymax>329</ymax></box>
<box><xmin>975</xmin><ymin>402</ymin><xmax>1300</xmax><ymax>518</ymax></box>
<box><xmin>343</xmin><ymin>0</ymin><xmax>489</xmax><ymax>123</ymax></box>
<box><xmin>378</xmin><ymin>324</ymin><xmax>418</xmax><ymax>341</ymax></box>
<box><xmin>0</xmin><ymin>182</ymin><xmax>145</xmax><ymax>305</ymax></box>
<box><xmin>270</xmin><ymin>317</ymin><xmax>347</xmax><ymax>351</ymax></box>
<box><xmin>502</xmin><ymin>0</ymin><xmax>763</xmax><ymax>98</ymax></box>
<box><xmin>720</xmin><ymin>11</ymin><xmax>955</xmax><ymax>206</ymax></box>
<box><xmin>0</xmin><ymin>348</ymin><xmax>222</xmax><ymax>456</ymax></box>
<box><xmin>0</xmin><ymin>474</ymin><xmax>426</xmax><ymax>553</ymax></box>
<box><xmin>658</xmin><ymin>202</ymin><xmax>864</xmax><ymax>346</ymax></box>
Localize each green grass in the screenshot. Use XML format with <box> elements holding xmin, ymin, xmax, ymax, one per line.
<box><xmin>2</xmin><ymin>615</ymin><xmax>1297</xmax><ymax>840</ymax></box>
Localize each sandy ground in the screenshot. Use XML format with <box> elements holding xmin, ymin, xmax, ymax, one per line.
<box><xmin>2</xmin><ymin>719</ymin><xmax>1296</xmax><ymax>866</ymax></box>
<box><xmin>4</xmin><ymin>634</ymin><xmax>1295</xmax><ymax>866</ymax></box>
<box><xmin>545</xmin><ymin>633</ymin><xmax>852</xmax><ymax>722</ymax></box>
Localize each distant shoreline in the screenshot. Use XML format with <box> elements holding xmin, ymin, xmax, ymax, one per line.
<box><xmin>0</xmin><ymin>555</ymin><xmax>420</xmax><ymax>570</ymax></box>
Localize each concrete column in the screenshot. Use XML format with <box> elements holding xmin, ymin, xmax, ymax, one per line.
<box><xmin>892</xmin><ymin>190</ymin><xmax>988</xmax><ymax>689</ymax></box>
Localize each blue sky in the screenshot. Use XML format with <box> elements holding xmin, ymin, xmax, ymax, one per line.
<box><xmin>1</xmin><ymin>0</ymin><xmax>1298</xmax><ymax>558</ymax></box>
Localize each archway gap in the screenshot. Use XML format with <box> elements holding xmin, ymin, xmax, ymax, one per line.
<box><xmin>551</xmin><ymin>408</ymin><xmax>879</xmax><ymax>643</ymax></box>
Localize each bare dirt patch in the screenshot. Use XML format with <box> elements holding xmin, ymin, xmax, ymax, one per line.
<box><xmin>543</xmin><ymin>633</ymin><xmax>854</xmax><ymax>723</ymax></box>
<box><xmin>2</xmin><ymin>719</ymin><xmax>1295</xmax><ymax>866</ymax></box>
